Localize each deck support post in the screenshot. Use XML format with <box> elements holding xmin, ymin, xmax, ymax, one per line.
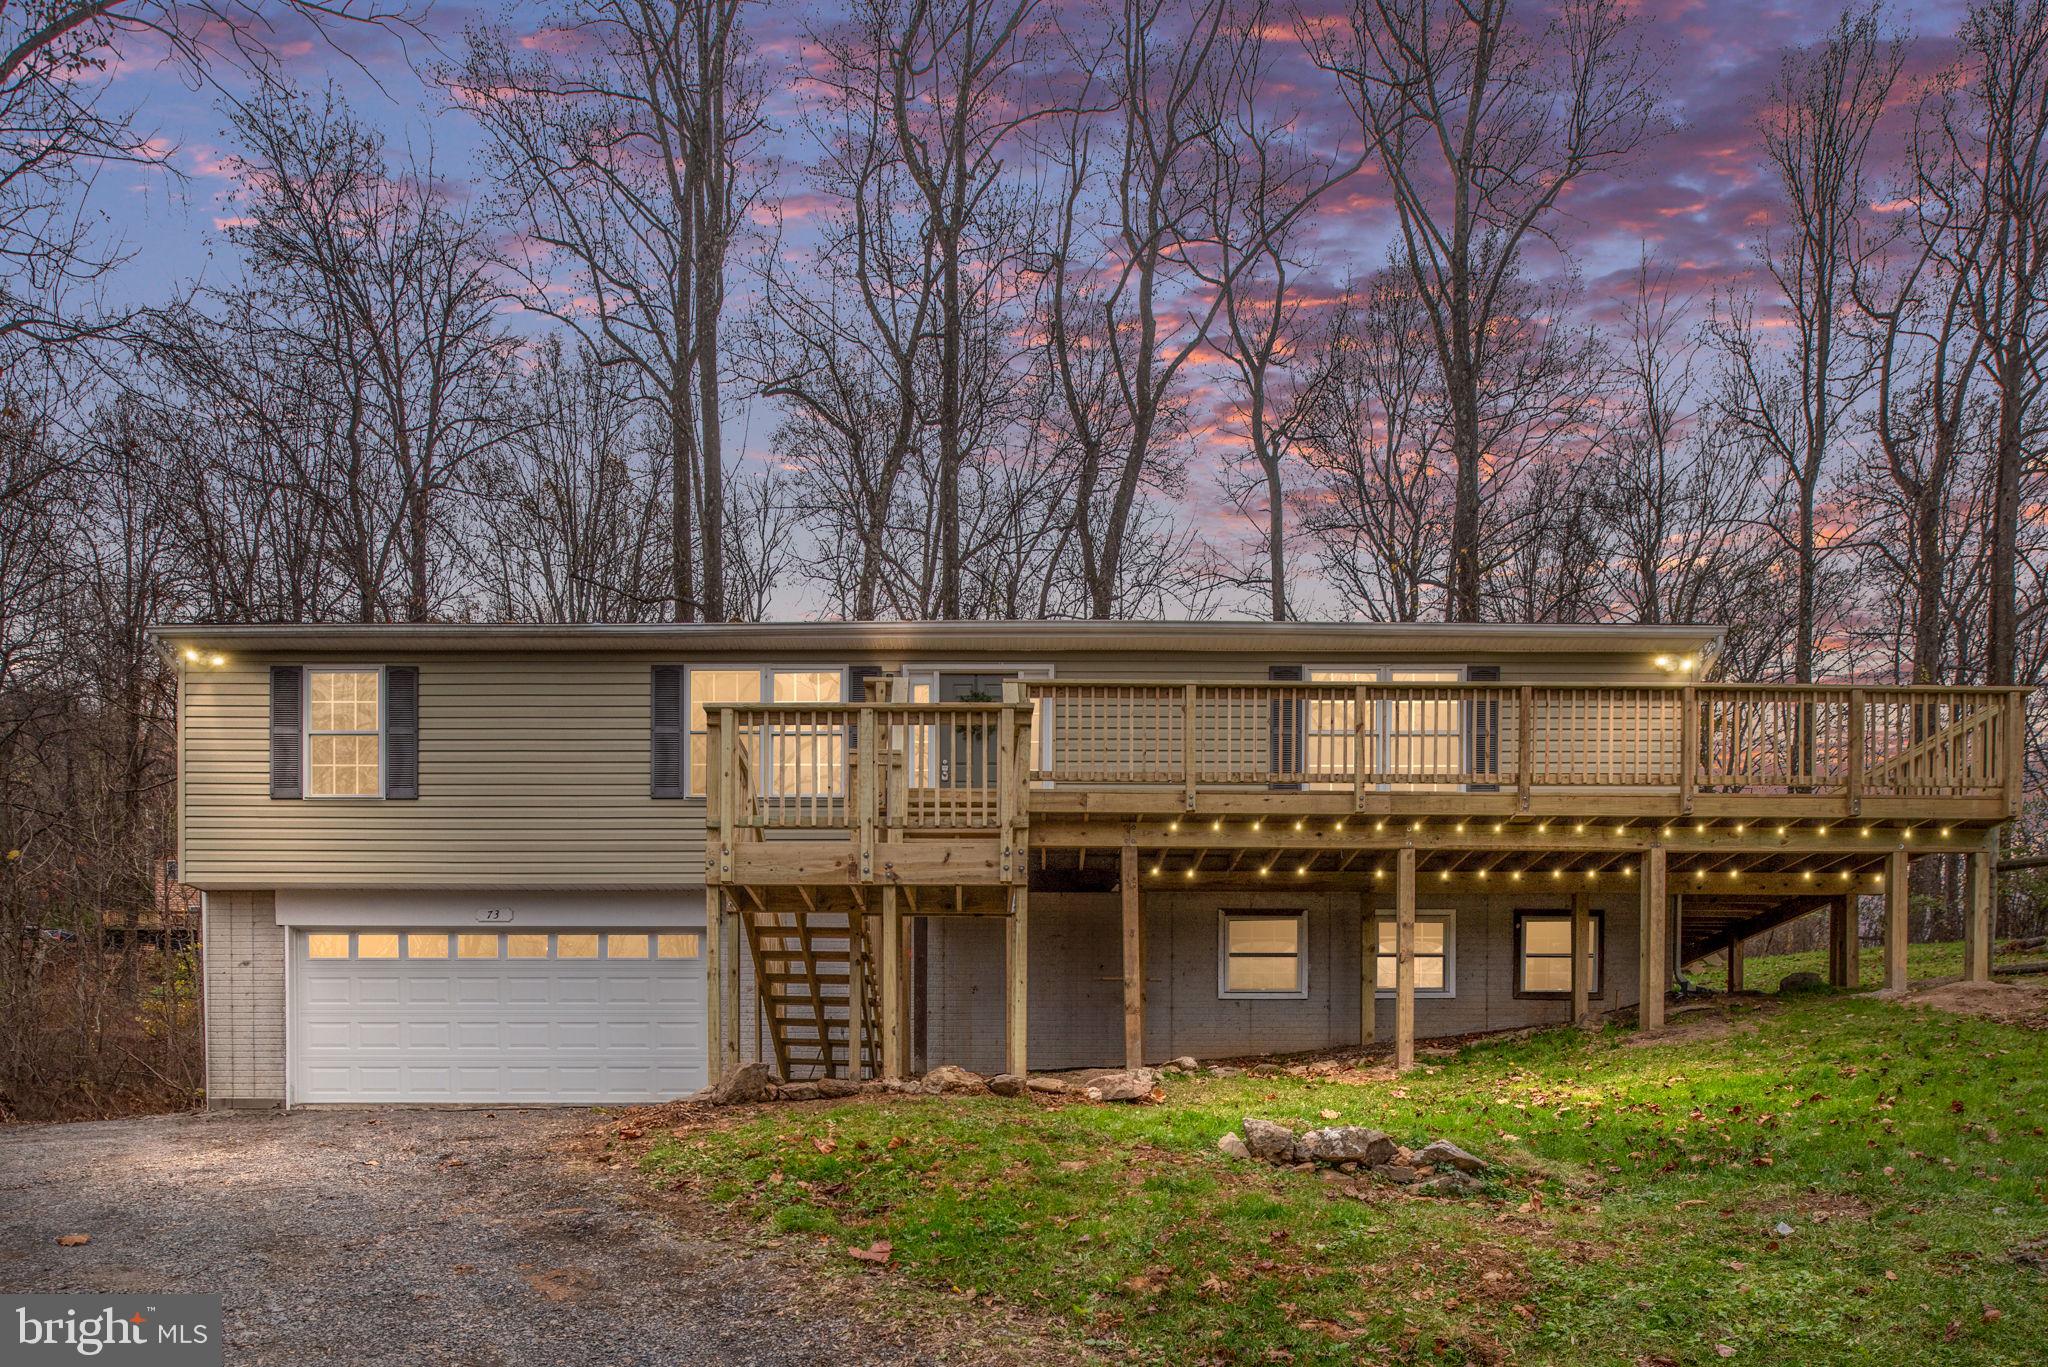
<box><xmin>1640</xmin><ymin>845</ymin><xmax>1667</xmax><ymax>1031</ymax></box>
<box><xmin>1829</xmin><ymin>895</ymin><xmax>1859</xmax><ymax>988</ymax></box>
<box><xmin>1964</xmin><ymin>830</ymin><xmax>1997</xmax><ymax>983</ymax></box>
<box><xmin>1121</xmin><ymin>836</ymin><xmax>1144</xmax><ymax>1069</ymax></box>
<box><xmin>1727</xmin><ymin>937</ymin><xmax>1744</xmax><ymax>994</ymax></box>
<box><xmin>1884</xmin><ymin>848</ymin><xmax>1910</xmax><ymax>992</ymax></box>
<box><xmin>707</xmin><ymin>890</ymin><xmax>726</xmax><ymax>1078</ymax></box>
<box><xmin>1570</xmin><ymin>890</ymin><xmax>1592</xmax><ymax>1026</ymax></box>
<box><xmin>719</xmin><ymin>891</ymin><xmax>742</xmax><ymax>1076</ymax></box>
<box><xmin>1360</xmin><ymin>896</ymin><xmax>1378</xmax><ymax>1048</ymax></box>
<box><xmin>879</xmin><ymin>886</ymin><xmax>903</xmax><ymax>1079</ymax></box>
<box><xmin>1005</xmin><ymin>883</ymin><xmax>1030</xmax><ymax>1077</ymax></box>
<box><xmin>1394</xmin><ymin>845</ymin><xmax>1416</xmax><ymax>1071</ymax></box>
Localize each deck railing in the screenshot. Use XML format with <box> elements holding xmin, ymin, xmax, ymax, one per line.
<box><xmin>704</xmin><ymin>683</ymin><xmax>2025</xmax><ymax>831</ymax></box>
<box><xmin>1027</xmin><ymin>680</ymin><xmax>2024</xmax><ymax>810</ymax></box>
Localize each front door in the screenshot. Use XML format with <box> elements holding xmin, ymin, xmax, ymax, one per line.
<box><xmin>937</xmin><ymin>672</ymin><xmax>1008</xmax><ymax>787</ymax></box>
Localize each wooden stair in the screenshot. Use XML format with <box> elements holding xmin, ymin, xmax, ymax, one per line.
<box><xmin>738</xmin><ymin>890</ymin><xmax>882</xmax><ymax>1080</ymax></box>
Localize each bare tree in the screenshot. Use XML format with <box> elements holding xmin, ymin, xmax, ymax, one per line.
<box><xmin>1294</xmin><ymin>273</ymin><xmax>1449</xmax><ymax>621</ymax></box>
<box><xmin>158</xmin><ymin>79</ymin><xmax>520</xmax><ymax>622</ymax></box>
<box><xmin>1711</xmin><ymin>4</ymin><xmax>1901</xmax><ymax>682</ymax></box>
<box><xmin>0</xmin><ymin>1</ymin><xmax>418</xmax><ymax>354</ymax></box>
<box><xmin>1305</xmin><ymin>0</ymin><xmax>1665</xmax><ymax>622</ymax></box>
<box><xmin>1195</xmin><ymin>0</ymin><xmax>1351</xmax><ymax>620</ymax></box>
<box><xmin>450</xmin><ymin>0</ymin><xmax>765</xmax><ymax>622</ymax></box>
<box><xmin>1916</xmin><ymin>0</ymin><xmax>2048</xmax><ymax>686</ymax></box>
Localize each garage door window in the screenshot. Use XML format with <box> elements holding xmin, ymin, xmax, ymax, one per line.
<box><xmin>407</xmin><ymin>933</ymin><xmax>449</xmax><ymax>958</ymax></box>
<box><xmin>306</xmin><ymin>932</ymin><xmax>350</xmax><ymax>958</ymax></box>
<box><xmin>356</xmin><ymin>933</ymin><xmax>399</xmax><ymax>959</ymax></box>
<box><xmin>607</xmin><ymin>934</ymin><xmax>650</xmax><ymax>958</ymax></box>
<box><xmin>556</xmin><ymin>934</ymin><xmax>598</xmax><ymax>958</ymax></box>
<box><xmin>657</xmin><ymin>933</ymin><xmax>701</xmax><ymax>959</ymax></box>
<box><xmin>507</xmin><ymin>933</ymin><xmax>549</xmax><ymax>958</ymax></box>
<box><xmin>458</xmin><ymin>933</ymin><xmax>499</xmax><ymax>958</ymax></box>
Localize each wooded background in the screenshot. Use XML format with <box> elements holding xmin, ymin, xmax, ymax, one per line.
<box><xmin>1</xmin><ymin>0</ymin><xmax>2045</xmax><ymax>1118</ymax></box>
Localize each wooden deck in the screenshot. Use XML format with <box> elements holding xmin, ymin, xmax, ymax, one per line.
<box><xmin>703</xmin><ymin>680</ymin><xmax>2025</xmax><ymax>1082</ymax></box>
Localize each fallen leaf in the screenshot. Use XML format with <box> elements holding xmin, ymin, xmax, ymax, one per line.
<box><xmin>618</xmin><ymin>1127</ymin><xmax>643</xmax><ymax>1140</ymax></box>
<box><xmin>811</xmin><ymin>1137</ymin><xmax>837</xmax><ymax>1154</ymax></box>
<box><xmin>1058</xmin><ymin>1159</ymin><xmax>1088</xmax><ymax>1172</ymax></box>
<box><xmin>1982</xmin><ymin>1308</ymin><xmax>2003</xmax><ymax>1323</ymax></box>
<box><xmin>847</xmin><ymin>1240</ymin><xmax>893</xmax><ymax>1265</ymax></box>
<box><xmin>55</xmin><ymin>1234</ymin><xmax>89</xmax><ymax>1247</ymax></box>
<box><xmin>1714</xmin><ymin>1344</ymin><xmax>1736</xmax><ymax>1358</ymax></box>
<box><xmin>1320</xmin><ymin>1109</ymin><xmax>1340</xmax><ymax>1121</ymax></box>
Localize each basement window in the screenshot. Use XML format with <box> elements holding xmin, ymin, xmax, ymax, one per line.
<box><xmin>1373</xmin><ymin>911</ymin><xmax>1457</xmax><ymax>998</ymax></box>
<box><xmin>1514</xmin><ymin>911</ymin><xmax>1602</xmax><ymax>998</ymax></box>
<box><xmin>1219</xmin><ymin>910</ymin><xmax>1308</xmax><ymax>999</ymax></box>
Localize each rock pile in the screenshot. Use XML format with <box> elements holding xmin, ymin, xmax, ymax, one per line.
<box><xmin>1217</xmin><ymin>1117</ymin><xmax>1488</xmax><ymax>1195</ymax></box>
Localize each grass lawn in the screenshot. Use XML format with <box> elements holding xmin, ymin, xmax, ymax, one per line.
<box><xmin>1686</xmin><ymin>938</ymin><xmax>2048</xmax><ymax>994</ymax></box>
<box><xmin>641</xmin><ymin>985</ymin><xmax>2048</xmax><ymax>1365</ymax></box>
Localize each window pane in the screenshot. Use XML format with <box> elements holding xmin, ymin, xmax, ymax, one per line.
<box><xmin>407</xmin><ymin>933</ymin><xmax>449</xmax><ymax>959</ymax></box>
<box><xmin>507</xmin><ymin>933</ymin><xmax>549</xmax><ymax>958</ymax></box>
<box><xmin>308</xmin><ymin>734</ymin><xmax>381</xmax><ymax>797</ymax></box>
<box><xmin>1523</xmin><ymin>956</ymin><xmax>1572</xmax><ymax>992</ymax></box>
<box><xmin>657</xmin><ymin>933</ymin><xmax>701</xmax><ymax>959</ymax></box>
<box><xmin>1225</xmin><ymin>955</ymin><xmax>1299</xmax><ymax>992</ymax></box>
<box><xmin>306</xmin><ymin>932</ymin><xmax>350</xmax><ymax>959</ymax></box>
<box><xmin>1415</xmin><ymin>956</ymin><xmax>1446</xmax><ymax>990</ymax></box>
<box><xmin>1226</xmin><ymin>915</ymin><xmax>1300</xmax><ymax>955</ymax></box>
<box><xmin>457</xmin><ymin>933</ymin><xmax>499</xmax><ymax>959</ymax></box>
<box><xmin>772</xmin><ymin>671</ymin><xmax>842</xmax><ymax>703</ymax></box>
<box><xmin>356</xmin><ymin>933</ymin><xmax>398</xmax><ymax>959</ymax></box>
<box><xmin>309</xmin><ymin>669</ymin><xmax>380</xmax><ymax>732</ymax></box>
<box><xmin>1524</xmin><ymin>917</ymin><xmax>1572</xmax><ymax>954</ymax></box>
<box><xmin>1414</xmin><ymin>920</ymin><xmax>1445</xmax><ymax>955</ymax></box>
<box><xmin>555</xmin><ymin>933</ymin><xmax>598</xmax><ymax>959</ymax></box>
<box><xmin>687</xmin><ymin>669</ymin><xmax>761</xmax><ymax>729</ymax></box>
<box><xmin>607</xmin><ymin>934</ymin><xmax>649</xmax><ymax>959</ymax></box>
<box><xmin>1376</xmin><ymin>955</ymin><xmax>1396</xmax><ymax>990</ymax></box>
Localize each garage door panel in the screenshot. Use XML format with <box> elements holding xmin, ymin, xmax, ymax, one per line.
<box><xmin>294</xmin><ymin>927</ymin><xmax>706</xmax><ymax>1104</ymax></box>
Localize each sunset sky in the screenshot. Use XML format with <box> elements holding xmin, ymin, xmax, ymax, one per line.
<box><xmin>87</xmin><ymin>0</ymin><xmax>1973</xmax><ymax>590</ymax></box>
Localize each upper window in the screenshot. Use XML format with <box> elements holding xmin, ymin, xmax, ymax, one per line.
<box><xmin>306</xmin><ymin>668</ymin><xmax>382</xmax><ymax>798</ymax></box>
<box><xmin>1306</xmin><ymin>666</ymin><xmax>1464</xmax><ymax>790</ymax></box>
<box><xmin>686</xmin><ymin>667</ymin><xmax>845</xmax><ymax>796</ymax></box>
<box><xmin>1219</xmin><ymin>910</ymin><xmax>1308</xmax><ymax>998</ymax></box>
<box><xmin>1374</xmin><ymin>911</ymin><xmax>1456</xmax><ymax>998</ymax></box>
<box><xmin>1515</xmin><ymin>911</ymin><xmax>1602</xmax><ymax>997</ymax></box>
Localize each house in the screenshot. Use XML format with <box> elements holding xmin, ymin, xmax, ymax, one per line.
<box><xmin>153</xmin><ymin>621</ymin><xmax>2024</xmax><ymax>1108</ymax></box>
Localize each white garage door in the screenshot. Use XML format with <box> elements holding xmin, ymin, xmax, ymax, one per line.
<box><xmin>292</xmin><ymin>929</ymin><xmax>706</xmax><ymax>1104</ymax></box>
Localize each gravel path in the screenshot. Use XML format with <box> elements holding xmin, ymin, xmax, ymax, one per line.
<box><xmin>0</xmin><ymin>1109</ymin><xmax>1028</xmax><ymax>1366</ymax></box>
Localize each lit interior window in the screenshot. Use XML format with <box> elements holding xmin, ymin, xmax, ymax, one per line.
<box><xmin>507</xmin><ymin>934</ymin><xmax>549</xmax><ymax>959</ymax></box>
<box><xmin>355</xmin><ymin>933</ymin><xmax>398</xmax><ymax>959</ymax></box>
<box><xmin>1221</xmin><ymin>912</ymin><xmax>1304</xmax><ymax>995</ymax></box>
<box><xmin>306</xmin><ymin>669</ymin><xmax>381</xmax><ymax>797</ymax></box>
<box><xmin>457</xmin><ymin>933</ymin><xmax>499</xmax><ymax>959</ymax></box>
<box><xmin>555</xmin><ymin>934</ymin><xmax>598</xmax><ymax>959</ymax></box>
<box><xmin>607</xmin><ymin>934</ymin><xmax>649</xmax><ymax>959</ymax></box>
<box><xmin>657</xmin><ymin>932</ymin><xmax>702</xmax><ymax>959</ymax></box>
<box><xmin>306</xmin><ymin>932</ymin><xmax>350</xmax><ymax>959</ymax></box>
<box><xmin>1375</xmin><ymin>915</ymin><xmax>1453</xmax><ymax>994</ymax></box>
<box><xmin>406</xmin><ymin>933</ymin><xmax>449</xmax><ymax>959</ymax></box>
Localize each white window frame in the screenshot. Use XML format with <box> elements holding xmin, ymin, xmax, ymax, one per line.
<box><xmin>1217</xmin><ymin>908</ymin><xmax>1310</xmax><ymax>1000</ymax></box>
<box><xmin>303</xmin><ymin>665</ymin><xmax>386</xmax><ymax>801</ymax></box>
<box><xmin>1305</xmin><ymin>664</ymin><xmax>1468</xmax><ymax>791</ymax></box>
<box><xmin>684</xmin><ymin>665</ymin><xmax>848</xmax><ymax>798</ymax></box>
<box><xmin>1372</xmin><ymin>909</ymin><xmax>1457</xmax><ymax>998</ymax></box>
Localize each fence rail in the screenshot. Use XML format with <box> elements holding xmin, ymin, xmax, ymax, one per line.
<box><xmin>705</xmin><ymin>683</ymin><xmax>2026</xmax><ymax>831</ymax></box>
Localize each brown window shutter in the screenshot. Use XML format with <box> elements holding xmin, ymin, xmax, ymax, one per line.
<box><xmin>1467</xmin><ymin>665</ymin><xmax>1500</xmax><ymax>791</ymax></box>
<box><xmin>385</xmin><ymin>666</ymin><xmax>419</xmax><ymax>800</ymax></box>
<box><xmin>650</xmin><ymin>665</ymin><xmax>686</xmax><ymax>798</ymax></box>
<box><xmin>270</xmin><ymin>666</ymin><xmax>303</xmax><ymax>800</ymax></box>
<box><xmin>848</xmin><ymin>664</ymin><xmax>887</xmax><ymax>701</ymax></box>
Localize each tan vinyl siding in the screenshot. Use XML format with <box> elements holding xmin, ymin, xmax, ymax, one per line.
<box><xmin>183</xmin><ymin>655</ymin><xmax>704</xmax><ymax>888</ymax></box>
<box><xmin>202</xmin><ymin>891</ymin><xmax>285</xmax><ymax>1106</ymax></box>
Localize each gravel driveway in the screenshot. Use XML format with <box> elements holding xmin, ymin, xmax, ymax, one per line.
<box><xmin>0</xmin><ymin>1109</ymin><xmax>1031</xmax><ymax>1366</ymax></box>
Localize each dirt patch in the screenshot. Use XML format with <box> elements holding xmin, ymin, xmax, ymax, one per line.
<box><xmin>1875</xmin><ymin>978</ymin><xmax>2048</xmax><ymax>1029</ymax></box>
<box><xmin>1622</xmin><ymin>1000</ymin><xmax>1774</xmax><ymax>1049</ymax></box>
